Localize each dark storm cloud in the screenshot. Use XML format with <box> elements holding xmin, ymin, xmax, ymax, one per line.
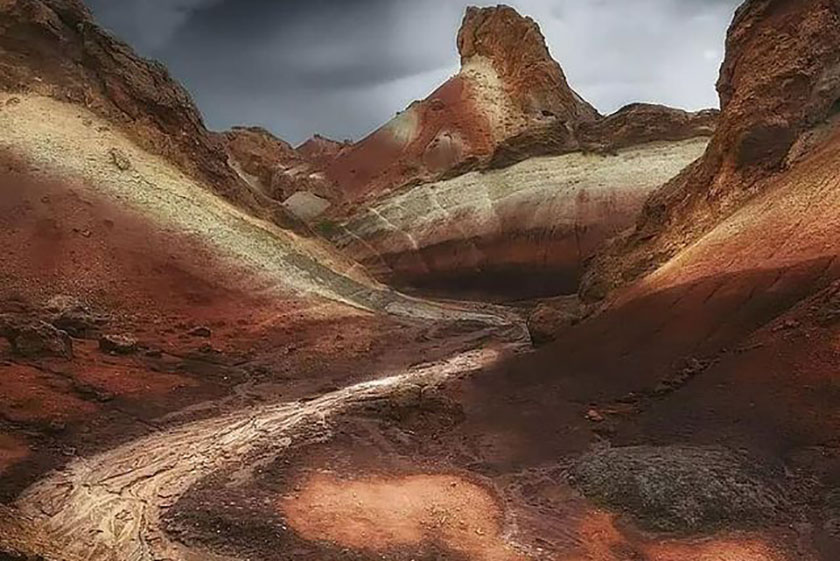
<box><xmin>87</xmin><ymin>0</ymin><xmax>742</xmax><ymax>145</ymax></box>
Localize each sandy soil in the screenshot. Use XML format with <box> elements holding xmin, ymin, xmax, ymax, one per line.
<box><xmin>281</xmin><ymin>473</ymin><xmax>521</xmax><ymax>561</ymax></box>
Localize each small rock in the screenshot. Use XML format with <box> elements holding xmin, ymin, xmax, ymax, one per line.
<box><xmin>108</xmin><ymin>147</ymin><xmax>131</xmax><ymax>171</ymax></box>
<box><xmin>5</xmin><ymin>96</ymin><xmax>21</xmax><ymax>106</ymax></box>
<box><xmin>188</xmin><ymin>326</ymin><xmax>212</xmax><ymax>338</ymax></box>
<box><xmin>99</xmin><ymin>334</ymin><xmax>138</xmax><ymax>355</ymax></box>
<box><xmin>781</xmin><ymin>319</ymin><xmax>801</xmax><ymax>331</ymax></box>
<box><xmin>585</xmin><ymin>409</ymin><xmax>605</xmax><ymax>423</ymax></box>
<box><xmin>145</xmin><ymin>349</ymin><xmax>163</xmax><ymax>358</ymax></box>
<box><xmin>48</xmin><ymin>420</ymin><xmax>67</xmax><ymax>433</ymax></box>
<box><xmin>527</xmin><ymin>296</ymin><xmax>584</xmax><ymax>346</ymax></box>
<box><xmin>45</xmin><ymin>295</ymin><xmax>103</xmax><ymax>337</ymax></box>
<box><xmin>1</xmin><ymin>317</ymin><xmax>73</xmax><ymax>359</ymax></box>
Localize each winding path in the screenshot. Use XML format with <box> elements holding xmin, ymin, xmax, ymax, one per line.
<box><xmin>0</xmin><ymin>348</ymin><xmax>515</xmax><ymax>561</ymax></box>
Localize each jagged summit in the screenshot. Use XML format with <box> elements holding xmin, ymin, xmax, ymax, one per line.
<box><xmin>321</xmin><ymin>4</ymin><xmax>605</xmax><ymax>203</ymax></box>
<box><xmin>457</xmin><ymin>5</ymin><xmax>599</xmax><ymax>124</ymax></box>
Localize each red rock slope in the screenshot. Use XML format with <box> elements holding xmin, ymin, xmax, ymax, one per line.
<box><xmin>322</xmin><ymin>5</ymin><xmax>600</xmax><ymax>204</ymax></box>
<box><xmin>583</xmin><ymin>0</ymin><xmax>840</xmax><ymax>300</ymax></box>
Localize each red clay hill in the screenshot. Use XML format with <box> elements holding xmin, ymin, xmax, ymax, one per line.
<box><xmin>321</xmin><ymin>5</ymin><xmax>600</xmax><ymax>204</ymax></box>
<box><xmin>582</xmin><ymin>0</ymin><xmax>840</xmax><ymax>300</ymax></box>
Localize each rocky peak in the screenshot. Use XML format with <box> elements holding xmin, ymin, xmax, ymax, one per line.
<box><xmin>224</xmin><ymin>126</ymin><xmax>300</xmax><ymax>163</ymax></box>
<box><xmin>457</xmin><ymin>5</ymin><xmax>599</xmax><ymax>124</ymax></box>
<box><xmin>713</xmin><ymin>0</ymin><xmax>840</xmax><ymax>172</ymax></box>
<box><xmin>297</xmin><ymin>134</ymin><xmax>351</xmax><ymax>163</ymax></box>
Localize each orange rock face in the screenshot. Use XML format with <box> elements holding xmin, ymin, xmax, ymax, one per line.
<box><xmin>456</xmin><ymin>5</ymin><xmax>599</xmax><ymax>125</ymax></box>
<box><xmin>218</xmin><ymin>126</ymin><xmax>336</xmax><ymax>202</ymax></box>
<box><xmin>322</xmin><ymin>5</ymin><xmax>600</xmax><ymax>204</ymax></box>
<box><xmin>297</xmin><ymin>134</ymin><xmax>351</xmax><ymax>167</ymax></box>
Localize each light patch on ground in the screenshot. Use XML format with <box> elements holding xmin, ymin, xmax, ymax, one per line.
<box><xmin>384</xmin><ymin>105</ymin><xmax>421</xmax><ymax>147</ymax></box>
<box><xmin>280</xmin><ymin>472</ymin><xmax>524</xmax><ymax>561</ymax></box>
<box><xmin>283</xmin><ymin>190</ymin><xmax>331</xmax><ymax>221</ymax></box>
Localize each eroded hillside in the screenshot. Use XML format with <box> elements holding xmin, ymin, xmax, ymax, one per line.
<box><xmin>1</xmin><ymin>1</ymin><xmax>839</xmax><ymax>561</ymax></box>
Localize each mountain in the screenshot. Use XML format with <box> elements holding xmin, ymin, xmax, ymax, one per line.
<box><xmin>3</xmin><ymin>2</ymin><xmax>840</xmax><ymax>561</ymax></box>
<box><xmin>583</xmin><ymin>0</ymin><xmax>840</xmax><ymax>300</ymax></box>
<box><xmin>316</xmin><ymin>6</ymin><xmax>717</xmax><ymax>300</ymax></box>
<box><xmin>320</xmin><ymin>5</ymin><xmax>600</xmax><ymax>204</ymax></box>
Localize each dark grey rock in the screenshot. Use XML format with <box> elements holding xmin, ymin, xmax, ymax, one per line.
<box><xmin>568</xmin><ymin>445</ymin><xmax>788</xmax><ymax>532</ymax></box>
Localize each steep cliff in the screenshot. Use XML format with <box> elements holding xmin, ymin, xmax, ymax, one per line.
<box><xmin>321</xmin><ymin>5</ymin><xmax>601</xmax><ymax>204</ymax></box>
<box><xmin>583</xmin><ymin>0</ymin><xmax>840</xmax><ymax>300</ymax></box>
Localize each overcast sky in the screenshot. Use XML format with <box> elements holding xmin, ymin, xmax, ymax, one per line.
<box><xmin>87</xmin><ymin>0</ymin><xmax>741</xmax><ymax>146</ymax></box>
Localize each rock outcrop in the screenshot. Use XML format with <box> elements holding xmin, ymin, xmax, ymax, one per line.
<box><xmin>317</xmin><ymin>6</ymin><xmax>717</xmax><ymax>299</ymax></box>
<box><xmin>0</xmin><ymin>0</ymin><xmax>298</xmax><ymax>227</ymax></box>
<box><xmin>218</xmin><ymin>126</ymin><xmax>335</xmax><ymax>203</ymax></box>
<box><xmin>583</xmin><ymin>0</ymin><xmax>840</xmax><ymax>300</ymax></box>
<box><xmin>489</xmin><ymin>103</ymin><xmax>719</xmax><ymax>169</ymax></box>
<box><xmin>297</xmin><ymin>134</ymin><xmax>351</xmax><ymax>167</ymax></box>
<box><xmin>321</xmin><ymin>5</ymin><xmax>600</xmax><ymax>204</ymax></box>
<box><xmin>456</xmin><ymin>5</ymin><xmax>599</xmax><ymax>125</ymax></box>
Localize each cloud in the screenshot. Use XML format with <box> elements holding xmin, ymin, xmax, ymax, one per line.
<box><xmin>86</xmin><ymin>0</ymin><xmax>223</xmax><ymax>52</ymax></box>
<box><xmin>87</xmin><ymin>0</ymin><xmax>742</xmax><ymax>144</ymax></box>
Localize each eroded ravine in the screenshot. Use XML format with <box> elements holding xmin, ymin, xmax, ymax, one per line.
<box><xmin>0</xmin><ymin>91</ymin><xmax>532</xmax><ymax>561</ymax></box>
<box><xmin>0</xmin><ymin>347</ymin><xmax>519</xmax><ymax>561</ymax></box>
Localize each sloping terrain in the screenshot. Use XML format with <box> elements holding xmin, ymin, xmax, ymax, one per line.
<box><xmin>0</xmin><ymin>0</ymin><xmax>296</xmax><ymax>226</ymax></box>
<box><xmin>2</xmin><ymin>1</ymin><xmax>839</xmax><ymax>561</ymax></box>
<box><xmin>583</xmin><ymin>0</ymin><xmax>840</xmax><ymax>300</ymax></box>
<box><xmin>321</xmin><ymin>5</ymin><xmax>600</xmax><ymax>205</ymax></box>
<box><xmin>327</xmin><ymin>137</ymin><xmax>708</xmax><ymax>299</ymax></box>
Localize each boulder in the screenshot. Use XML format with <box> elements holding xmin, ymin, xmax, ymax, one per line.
<box><xmin>526</xmin><ymin>297</ymin><xmax>584</xmax><ymax>345</ymax></box>
<box><xmin>569</xmin><ymin>445</ymin><xmax>788</xmax><ymax>532</ymax></box>
<box><xmin>99</xmin><ymin>334</ymin><xmax>138</xmax><ymax>355</ymax></box>
<box><xmin>0</xmin><ymin>316</ymin><xmax>73</xmax><ymax>358</ymax></box>
<box><xmin>45</xmin><ymin>295</ymin><xmax>103</xmax><ymax>337</ymax></box>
